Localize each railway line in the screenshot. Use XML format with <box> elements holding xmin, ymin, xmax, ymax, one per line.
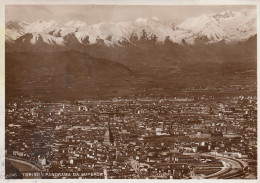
<box><xmin>202</xmin><ymin>153</ymin><xmax>247</xmax><ymax>179</ymax></box>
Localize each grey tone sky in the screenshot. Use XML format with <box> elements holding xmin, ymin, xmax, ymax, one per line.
<box><xmin>6</xmin><ymin>5</ymin><xmax>256</xmax><ymax>24</ymax></box>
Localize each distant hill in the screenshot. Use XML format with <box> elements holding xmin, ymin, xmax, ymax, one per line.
<box><xmin>5</xmin><ymin>49</ymin><xmax>256</xmax><ymax>100</ymax></box>
<box><xmin>6</xmin><ymin>51</ymin><xmax>133</xmax><ymax>100</ymax></box>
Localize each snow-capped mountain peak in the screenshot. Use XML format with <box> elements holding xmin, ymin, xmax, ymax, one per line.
<box><xmin>16</xmin><ymin>32</ymin><xmax>65</xmax><ymax>46</ymax></box>
<box><xmin>5</xmin><ymin>8</ymin><xmax>256</xmax><ymax>48</ymax></box>
<box><xmin>177</xmin><ymin>8</ymin><xmax>256</xmax><ymax>43</ymax></box>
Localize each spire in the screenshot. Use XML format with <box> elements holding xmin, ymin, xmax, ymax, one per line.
<box><xmin>103</xmin><ymin>122</ymin><xmax>114</xmax><ymax>146</ymax></box>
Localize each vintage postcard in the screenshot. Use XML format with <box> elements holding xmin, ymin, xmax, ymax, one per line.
<box><xmin>1</xmin><ymin>0</ymin><xmax>259</xmax><ymax>182</ymax></box>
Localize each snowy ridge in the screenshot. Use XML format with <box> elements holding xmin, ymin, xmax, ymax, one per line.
<box><xmin>5</xmin><ymin>8</ymin><xmax>256</xmax><ymax>47</ymax></box>
<box><xmin>178</xmin><ymin>9</ymin><xmax>256</xmax><ymax>43</ymax></box>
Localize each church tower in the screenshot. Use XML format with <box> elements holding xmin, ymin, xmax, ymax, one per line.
<box><xmin>103</xmin><ymin>122</ymin><xmax>114</xmax><ymax>146</ymax></box>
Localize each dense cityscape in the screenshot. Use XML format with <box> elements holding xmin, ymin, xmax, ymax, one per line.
<box><xmin>5</xmin><ymin>86</ymin><xmax>257</xmax><ymax>179</ymax></box>
<box><xmin>4</xmin><ymin>4</ymin><xmax>257</xmax><ymax>180</ymax></box>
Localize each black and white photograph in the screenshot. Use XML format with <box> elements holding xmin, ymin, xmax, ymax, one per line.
<box><xmin>2</xmin><ymin>1</ymin><xmax>258</xmax><ymax>180</ymax></box>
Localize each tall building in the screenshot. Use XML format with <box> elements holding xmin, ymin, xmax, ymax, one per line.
<box><xmin>103</xmin><ymin>122</ymin><xmax>114</xmax><ymax>146</ymax></box>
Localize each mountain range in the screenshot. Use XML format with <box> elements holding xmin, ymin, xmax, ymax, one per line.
<box><xmin>5</xmin><ymin>9</ymin><xmax>257</xmax><ymax>99</ymax></box>
<box><xmin>6</xmin><ymin>9</ymin><xmax>256</xmax><ymax>51</ymax></box>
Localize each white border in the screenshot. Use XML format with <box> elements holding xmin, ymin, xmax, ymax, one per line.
<box><xmin>0</xmin><ymin>0</ymin><xmax>259</xmax><ymax>183</ymax></box>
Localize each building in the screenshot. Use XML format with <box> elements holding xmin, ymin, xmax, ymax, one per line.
<box><xmin>103</xmin><ymin>122</ymin><xmax>114</xmax><ymax>146</ymax></box>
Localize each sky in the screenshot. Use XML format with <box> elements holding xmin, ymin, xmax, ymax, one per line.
<box><xmin>5</xmin><ymin>5</ymin><xmax>256</xmax><ymax>24</ymax></box>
